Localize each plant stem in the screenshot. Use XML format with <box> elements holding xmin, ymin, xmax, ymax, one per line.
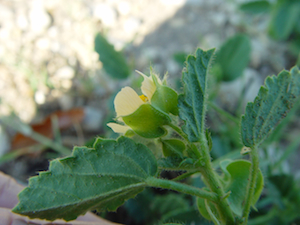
<box><xmin>169</xmin><ymin>122</ymin><xmax>235</xmax><ymax>224</ymax></box>
<box><xmin>205</xmin><ymin>199</ymin><xmax>221</xmax><ymax>225</ymax></box>
<box><xmin>241</xmin><ymin>146</ymin><xmax>259</xmax><ymax>224</ymax></box>
<box><xmin>198</xmin><ymin>133</ymin><xmax>235</xmax><ymax>225</ymax></box>
<box><xmin>146</xmin><ymin>177</ymin><xmax>218</xmax><ymax>202</ymax></box>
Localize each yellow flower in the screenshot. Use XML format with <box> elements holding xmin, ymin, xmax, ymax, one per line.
<box><xmin>107</xmin><ymin>70</ymin><xmax>178</xmax><ymax>138</ymax></box>
<box><xmin>107</xmin><ymin>71</ymin><xmax>161</xmax><ymax>135</ymax></box>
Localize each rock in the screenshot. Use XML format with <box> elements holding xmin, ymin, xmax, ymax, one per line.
<box><xmin>16</xmin><ymin>13</ymin><xmax>29</xmax><ymax>30</ymax></box>
<box><xmin>29</xmin><ymin>1</ymin><xmax>51</xmax><ymax>33</ymax></box>
<box><xmin>117</xmin><ymin>1</ymin><xmax>131</xmax><ymax>16</ymax></box>
<box><xmin>47</xmin><ymin>26</ymin><xmax>59</xmax><ymax>38</ymax></box>
<box><xmin>93</xmin><ymin>3</ymin><xmax>117</xmax><ymax>27</ymax></box>
<box><xmin>34</xmin><ymin>90</ymin><xmax>46</xmax><ymax>105</ymax></box>
<box><xmin>123</xmin><ymin>17</ymin><xmax>142</xmax><ymax>34</ymax></box>
<box><xmin>54</xmin><ymin>66</ymin><xmax>75</xmax><ymax>79</ymax></box>
<box><xmin>0</xmin><ymin>5</ymin><xmax>13</xmax><ymax>22</ymax></box>
<box><xmin>35</xmin><ymin>38</ymin><xmax>51</xmax><ymax>50</ymax></box>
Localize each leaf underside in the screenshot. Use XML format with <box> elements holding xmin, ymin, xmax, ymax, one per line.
<box><xmin>13</xmin><ymin>136</ymin><xmax>157</xmax><ymax>221</ymax></box>
<box><xmin>241</xmin><ymin>66</ymin><xmax>300</xmax><ymax>147</ymax></box>
<box><xmin>178</xmin><ymin>48</ymin><xmax>215</xmax><ymax>142</ymax></box>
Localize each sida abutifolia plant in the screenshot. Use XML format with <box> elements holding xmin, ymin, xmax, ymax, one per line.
<box><xmin>12</xmin><ymin>48</ymin><xmax>300</xmax><ymax>225</ymax></box>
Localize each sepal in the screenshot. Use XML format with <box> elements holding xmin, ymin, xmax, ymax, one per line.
<box><xmin>122</xmin><ymin>104</ymin><xmax>171</xmax><ymax>138</ymax></box>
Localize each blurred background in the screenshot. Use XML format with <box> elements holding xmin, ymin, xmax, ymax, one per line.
<box><xmin>0</xmin><ymin>0</ymin><xmax>300</xmax><ymax>224</ymax></box>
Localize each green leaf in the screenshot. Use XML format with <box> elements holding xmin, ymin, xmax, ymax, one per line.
<box><xmin>94</xmin><ymin>33</ymin><xmax>130</xmax><ymax>79</ymax></box>
<box><xmin>268</xmin><ymin>1</ymin><xmax>300</xmax><ymax>40</ymax></box>
<box><xmin>241</xmin><ymin>66</ymin><xmax>300</xmax><ymax>148</ymax></box>
<box><xmin>178</xmin><ymin>48</ymin><xmax>215</xmax><ymax>142</ymax></box>
<box><xmin>13</xmin><ymin>136</ymin><xmax>157</xmax><ymax>221</ymax></box>
<box><xmin>223</xmin><ymin>160</ymin><xmax>263</xmax><ymax>216</ymax></box>
<box><xmin>240</xmin><ymin>1</ymin><xmax>271</xmax><ymax>14</ymax></box>
<box><xmin>161</xmin><ymin>139</ymin><xmax>185</xmax><ymax>158</ymax></box>
<box><xmin>213</xmin><ymin>34</ymin><xmax>251</xmax><ymax>81</ymax></box>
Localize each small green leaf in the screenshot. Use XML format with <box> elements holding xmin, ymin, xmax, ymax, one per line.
<box><xmin>161</xmin><ymin>139</ymin><xmax>185</xmax><ymax>158</ymax></box>
<box><xmin>268</xmin><ymin>1</ymin><xmax>300</xmax><ymax>40</ymax></box>
<box><xmin>178</xmin><ymin>48</ymin><xmax>215</xmax><ymax>142</ymax></box>
<box><xmin>240</xmin><ymin>0</ymin><xmax>271</xmax><ymax>14</ymax></box>
<box><xmin>94</xmin><ymin>33</ymin><xmax>130</xmax><ymax>79</ymax></box>
<box><xmin>13</xmin><ymin>136</ymin><xmax>157</xmax><ymax>221</ymax></box>
<box><xmin>241</xmin><ymin>66</ymin><xmax>300</xmax><ymax>147</ymax></box>
<box><xmin>213</xmin><ymin>34</ymin><xmax>251</xmax><ymax>81</ymax></box>
<box><xmin>223</xmin><ymin>160</ymin><xmax>263</xmax><ymax>216</ymax></box>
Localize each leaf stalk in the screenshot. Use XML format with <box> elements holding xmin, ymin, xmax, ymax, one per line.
<box><xmin>241</xmin><ymin>146</ymin><xmax>259</xmax><ymax>224</ymax></box>
<box><xmin>198</xmin><ymin>133</ymin><xmax>235</xmax><ymax>225</ymax></box>
<box><xmin>146</xmin><ymin>177</ymin><xmax>218</xmax><ymax>202</ymax></box>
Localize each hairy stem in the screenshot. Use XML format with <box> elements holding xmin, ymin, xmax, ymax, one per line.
<box><xmin>198</xmin><ymin>133</ymin><xmax>235</xmax><ymax>225</ymax></box>
<box><xmin>205</xmin><ymin>199</ymin><xmax>221</xmax><ymax>225</ymax></box>
<box><xmin>146</xmin><ymin>177</ymin><xmax>218</xmax><ymax>202</ymax></box>
<box><xmin>241</xmin><ymin>146</ymin><xmax>259</xmax><ymax>224</ymax></box>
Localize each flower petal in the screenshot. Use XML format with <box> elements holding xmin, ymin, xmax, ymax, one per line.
<box><xmin>136</xmin><ymin>70</ymin><xmax>157</xmax><ymax>101</ymax></box>
<box><xmin>114</xmin><ymin>87</ymin><xmax>144</xmax><ymax>117</ymax></box>
<box><xmin>107</xmin><ymin>123</ymin><xmax>130</xmax><ymax>133</ymax></box>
